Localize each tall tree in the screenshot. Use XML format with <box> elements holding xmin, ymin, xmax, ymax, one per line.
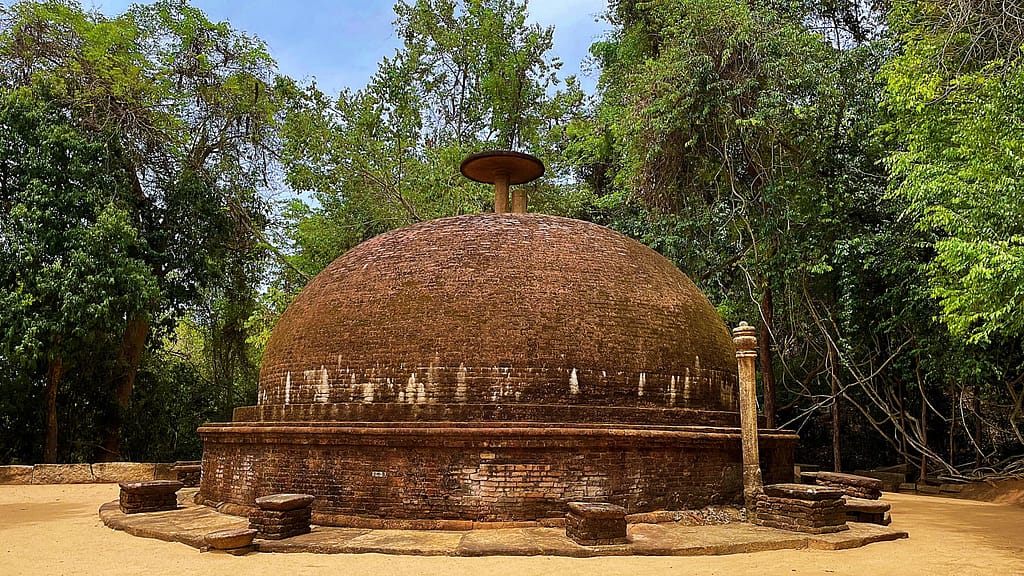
<box><xmin>0</xmin><ymin>0</ymin><xmax>280</xmax><ymax>459</ymax></box>
<box><xmin>0</xmin><ymin>88</ymin><xmax>158</xmax><ymax>461</ymax></box>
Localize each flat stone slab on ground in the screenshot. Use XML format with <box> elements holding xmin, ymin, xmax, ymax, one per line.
<box><xmin>844</xmin><ymin>497</ymin><xmax>891</xmax><ymax>514</ymax></box>
<box><xmin>205</xmin><ymin>528</ymin><xmax>257</xmax><ymax>550</ymax></box>
<box><xmin>99</xmin><ymin>490</ymin><xmax>908</xmax><ymax>557</ymax></box>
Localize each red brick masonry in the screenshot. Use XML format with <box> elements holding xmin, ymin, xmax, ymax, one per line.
<box><xmin>199</xmin><ymin>423</ymin><xmax>797</xmax><ymax>524</ymax></box>
<box><xmin>257</xmin><ymin>214</ymin><xmax>739</xmax><ymax>414</ymax></box>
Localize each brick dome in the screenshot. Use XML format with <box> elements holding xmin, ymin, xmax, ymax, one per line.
<box><xmin>255</xmin><ymin>213</ymin><xmax>738</xmax><ymax>421</ymax></box>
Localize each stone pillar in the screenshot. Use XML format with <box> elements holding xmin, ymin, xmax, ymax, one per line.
<box><xmin>494</xmin><ymin>171</ymin><xmax>510</xmax><ymax>213</ymax></box>
<box><xmin>733</xmin><ymin>321</ymin><xmax>763</xmax><ymax>510</ymax></box>
<box><xmin>511</xmin><ymin>188</ymin><xmax>528</xmax><ymax>213</ymax></box>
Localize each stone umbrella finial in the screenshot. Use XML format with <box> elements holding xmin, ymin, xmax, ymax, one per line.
<box><xmin>460</xmin><ymin>150</ymin><xmax>544</xmax><ymax>214</ymax></box>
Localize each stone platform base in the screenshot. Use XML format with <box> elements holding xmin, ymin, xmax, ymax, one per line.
<box><xmin>198</xmin><ymin>421</ymin><xmax>799</xmax><ymax>524</ymax></box>
<box><xmin>99</xmin><ymin>489</ymin><xmax>908</xmax><ymax>557</ymax></box>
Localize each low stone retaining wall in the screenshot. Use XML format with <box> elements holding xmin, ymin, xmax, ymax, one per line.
<box><xmin>0</xmin><ymin>462</ymin><xmax>178</xmax><ymax>484</ymax></box>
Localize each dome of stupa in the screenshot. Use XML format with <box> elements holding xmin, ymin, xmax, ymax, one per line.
<box><xmin>255</xmin><ymin>212</ymin><xmax>738</xmax><ymax>421</ymax></box>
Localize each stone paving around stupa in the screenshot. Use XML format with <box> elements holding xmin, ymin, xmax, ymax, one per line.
<box><xmin>99</xmin><ymin>489</ymin><xmax>906</xmax><ymax>557</ymax></box>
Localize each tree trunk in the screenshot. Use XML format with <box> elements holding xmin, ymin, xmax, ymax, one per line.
<box><xmin>974</xmin><ymin>391</ymin><xmax>983</xmax><ymax>468</ymax></box>
<box><xmin>44</xmin><ymin>354</ymin><xmax>63</xmax><ymax>464</ymax></box>
<box><xmin>758</xmin><ymin>283</ymin><xmax>776</xmax><ymax>428</ymax></box>
<box><xmin>948</xmin><ymin>383</ymin><xmax>957</xmax><ymax>467</ymax></box>
<box><xmin>98</xmin><ymin>316</ymin><xmax>149</xmax><ymax>462</ymax></box>
<box><xmin>829</xmin><ymin>341</ymin><xmax>841</xmax><ymax>473</ymax></box>
<box><xmin>917</xmin><ymin>355</ymin><xmax>928</xmax><ymax>483</ymax></box>
<box><xmin>898</xmin><ymin>377</ymin><xmax>908</xmax><ymax>465</ymax></box>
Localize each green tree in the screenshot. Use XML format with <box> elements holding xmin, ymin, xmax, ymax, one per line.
<box><xmin>278</xmin><ymin>0</ymin><xmax>584</xmax><ymax>280</ymax></box>
<box><xmin>0</xmin><ymin>88</ymin><xmax>158</xmax><ymax>461</ymax></box>
<box><xmin>882</xmin><ymin>0</ymin><xmax>1024</xmax><ymax>344</ymax></box>
<box><xmin>0</xmin><ymin>0</ymin><xmax>279</xmax><ymax>460</ymax></box>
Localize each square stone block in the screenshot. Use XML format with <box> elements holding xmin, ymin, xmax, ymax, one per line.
<box><xmin>565</xmin><ymin>502</ymin><xmax>627</xmax><ymax>546</ymax></box>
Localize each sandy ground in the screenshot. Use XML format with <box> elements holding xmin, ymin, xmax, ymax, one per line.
<box><xmin>2</xmin><ymin>484</ymin><xmax>1023</xmax><ymax>576</ymax></box>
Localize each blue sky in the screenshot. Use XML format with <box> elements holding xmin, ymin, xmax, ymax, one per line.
<box><xmin>87</xmin><ymin>0</ymin><xmax>611</xmax><ymax>96</ymax></box>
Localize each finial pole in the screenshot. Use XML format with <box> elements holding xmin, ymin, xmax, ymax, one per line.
<box><xmin>511</xmin><ymin>188</ymin><xmax>528</xmax><ymax>213</ymax></box>
<box><xmin>733</xmin><ymin>321</ymin><xmax>763</xmax><ymax>511</ymax></box>
<box><xmin>494</xmin><ymin>171</ymin><xmax>510</xmax><ymax>214</ymax></box>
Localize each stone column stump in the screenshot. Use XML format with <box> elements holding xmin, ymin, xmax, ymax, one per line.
<box><xmin>172</xmin><ymin>461</ymin><xmax>202</xmax><ymax>487</ymax></box>
<box><xmin>249</xmin><ymin>494</ymin><xmax>314</xmax><ymax>540</ymax></box>
<box><xmin>815</xmin><ymin>472</ymin><xmax>884</xmax><ymax>500</ymax></box>
<box><xmin>753</xmin><ymin>483</ymin><xmax>848</xmax><ymax>534</ymax></box>
<box><xmin>565</xmin><ymin>502</ymin><xmax>627</xmax><ymax>546</ymax></box>
<box><xmin>118</xmin><ymin>480</ymin><xmax>183</xmax><ymax>514</ymax></box>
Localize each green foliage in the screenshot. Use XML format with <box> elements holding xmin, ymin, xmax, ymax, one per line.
<box><xmin>882</xmin><ymin>0</ymin><xmax>1024</xmax><ymax>343</ymax></box>
<box><xmin>277</xmin><ymin>0</ymin><xmax>588</xmax><ymax>281</ymax></box>
<box><xmin>0</xmin><ymin>87</ymin><xmax>157</xmax><ymax>367</ymax></box>
<box><xmin>0</xmin><ymin>0</ymin><xmax>277</xmax><ymax>462</ymax></box>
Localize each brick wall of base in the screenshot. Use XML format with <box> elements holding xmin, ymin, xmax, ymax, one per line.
<box><xmin>198</xmin><ymin>422</ymin><xmax>797</xmax><ymax>524</ymax></box>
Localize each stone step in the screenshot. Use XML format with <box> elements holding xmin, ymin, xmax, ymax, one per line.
<box><xmin>843</xmin><ymin>497</ymin><xmax>891</xmax><ymax>514</ymax></box>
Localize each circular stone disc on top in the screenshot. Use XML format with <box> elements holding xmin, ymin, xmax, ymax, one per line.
<box><xmin>460</xmin><ymin>150</ymin><xmax>545</xmax><ymax>185</ymax></box>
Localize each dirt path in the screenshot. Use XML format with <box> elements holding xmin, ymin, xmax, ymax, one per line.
<box><xmin>2</xmin><ymin>484</ymin><xmax>1023</xmax><ymax>576</ymax></box>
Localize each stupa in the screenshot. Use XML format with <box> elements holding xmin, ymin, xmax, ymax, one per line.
<box><xmin>197</xmin><ymin>151</ymin><xmax>797</xmax><ymax>527</ymax></box>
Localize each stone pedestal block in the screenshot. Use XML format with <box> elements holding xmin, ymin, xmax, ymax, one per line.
<box><xmin>565</xmin><ymin>502</ymin><xmax>627</xmax><ymax>546</ymax></box>
<box><xmin>172</xmin><ymin>461</ymin><xmax>202</xmax><ymax>487</ymax></box>
<box><xmin>118</xmin><ymin>480</ymin><xmax>183</xmax><ymax>513</ymax></box>
<box><xmin>753</xmin><ymin>483</ymin><xmax>848</xmax><ymax>534</ymax></box>
<box><xmin>815</xmin><ymin>472</ymin><xmax>883</xmax><ymax>500</ymax></box>
<box><xmin>249</xmin><ymin>494</ymin><xmax>314</xmax><ymax>539</ymax></box>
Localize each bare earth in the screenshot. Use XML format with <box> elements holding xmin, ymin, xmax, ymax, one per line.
<box><xmin>2</xmin><ymin>484</ymin><xmax>1023</xmax><ymax>576</ymax></box>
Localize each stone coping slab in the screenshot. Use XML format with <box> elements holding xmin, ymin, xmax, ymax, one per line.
<box><xmin>0</xmin><ymin>462</ymin><xmax>172</xmax><ymax>484</ymax></box>
<box><xmin>817</xmin><ymin>472</ymin><xmax>884</xmax><ymax>491</ymax></box>
<box><xmin>119</xmin><ymin>480</ymin><xmax>183</xmax><ymax>495</ymax></box>
<box><xmin>255</xmin><ymin>493</ymin><xmax>315</xmax><ymax>511</ymax></box>
<box><xmin>567</xmin><ymin>502</ymin><xmax>626</xmax><ymax>519</ymax></box>
<box><xmin>99</xmin><ymin>489</ymin><xmax>908</xmax><ymax>557</ymax></box>
<box><xmin>764</xmin><ymin>483</ymin><xmax>845</xmax><ymax>501</ymax></box>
